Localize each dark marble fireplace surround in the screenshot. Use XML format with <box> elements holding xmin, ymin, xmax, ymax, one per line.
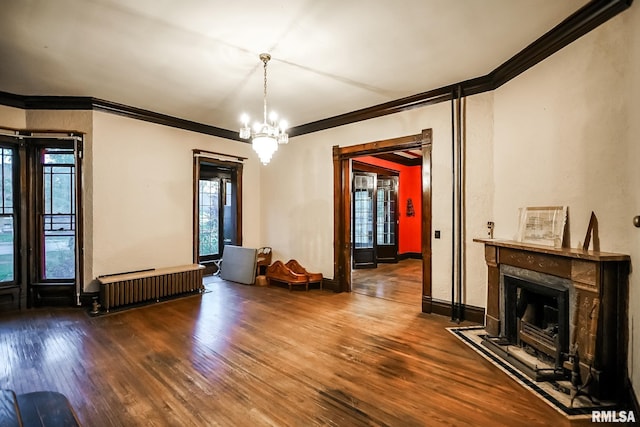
<box><xmin>475</xmin><ymin>239</ymin><xmax>630</xmax><ymax>402</ymax></box>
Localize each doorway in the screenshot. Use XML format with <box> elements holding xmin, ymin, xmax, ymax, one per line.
<box><xmin>193</xmin><ymin>154</ymin><xmax>243</xmax><ymax>275</ymax></box>
<box><xmin>332</xmin><ymin>129</ymin><xmax>434</xmax><ymax>313</ymax></box>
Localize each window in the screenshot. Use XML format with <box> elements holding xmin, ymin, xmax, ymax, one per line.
<box><xmin>0</xmin><ymin>146</ymin><xmax>16</xmax><ymax>283</ymax></box>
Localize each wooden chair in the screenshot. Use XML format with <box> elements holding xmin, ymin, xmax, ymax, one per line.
<box><xmin>265</xmin><ymin>260</ymin><xmax>308</xmax><ymax>291</ymax></box>
<box><xmin>285</xmin><ymin>259</ymin><xmax>323</xmax><ymax>290</ymax></box>
<box><xmin>256</xmin><ymin>247</ymin><xmax>272</xmax><ymax>276</ymax></box>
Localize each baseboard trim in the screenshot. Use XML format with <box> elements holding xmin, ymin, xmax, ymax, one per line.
<box><xmin>398</xmin><ymin>252</ymin><xmax>422</xmax><ymax>260</ymax></box>
<box><xmin>322</xmin><ymin>278</ymin><xmax>338</xmax><ymax>292</ymax></box>
<box><xmin>422</xmin><ymin>295</ymin><xmax>432</xmax><ymax>313</ymax></box>
<box><xmin>430</xmin><ymin>298</ymin><xmax>485</xmax><ymax>324</ymax></box>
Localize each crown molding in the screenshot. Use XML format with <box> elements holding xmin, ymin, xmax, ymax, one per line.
<box><xmin>0</xmin><ymin>92</ymin><xmax>243</xmax><ymax>141</ymax></box>
<box><xmin>291</xmin><ymin>0</ymin><xmax>633</xmax><ymax>137</ymax></box>
<box><xmin>91</xmin><ymin>98</ymin><xmax>243</xmax><ymax>141</ymax></box>
<box><xmin>0</xmin><ymin>0</ymin><xmax>632</xmax><ymax>141</ymax></box>
<box><xmin>489</xmin><ymin>0</ymin><xmax>633</xmax><ymax>88</ymax></box>
<box><xmin>0</xmin><ymin>91</ymin><xmax>26</xmax><ymax>109</ymax></box>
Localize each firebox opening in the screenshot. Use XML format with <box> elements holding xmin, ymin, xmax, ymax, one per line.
<box><xmin>504</xmin><ymin>275</ymin><xmax>569</xmax><ymax>374</ymax></box>
<box><xmin>483</xmin><ymin>271</ymin><xmax>572</xmax><ymax>383</ymax></box>
<box><xmin>517</xmin><ymin>290</ymin><xmax>560</xmax><ymax>361</ymax></box>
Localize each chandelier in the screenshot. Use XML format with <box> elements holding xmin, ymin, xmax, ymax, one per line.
<box><xmin>239</xmin><ymin>53</ymin><xmax>288</xmax><ymax>165</ymax></box>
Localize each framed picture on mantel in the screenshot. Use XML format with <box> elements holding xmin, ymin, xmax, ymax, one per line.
<box><xmin>516</xmin><ymin>206</ymin><xmax>567</xmax><ymax>248</ymax></box>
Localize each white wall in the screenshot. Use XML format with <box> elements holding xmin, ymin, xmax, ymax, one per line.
<box><xmin>90</xmin><ymin>112</ymin><xmax>262</xmax><ymax>291</ymax></box>
<box><xmin>260</xmin><ymin>96</ymin><xmax>494</xmax><ymax>308</ymax></box>
<box><xmin>463</xmin><ymin>93</ymin><xmax>494</xmax><ymax>308</ymax></box>
<box><xmin>0</xmin><ymin>105</ymin><xmax>26</xmax><ymax>128</ymax></box>
<box><xmin>493</xmin><ymin>22</ymin><xmax>629</xmax><ymax>251</ymax></box>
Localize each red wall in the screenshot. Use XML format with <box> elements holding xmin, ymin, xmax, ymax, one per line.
<box><xmin>356</xmin><ymin>156</ymin><xmax>422</xmax><ymax>254</ymax></box>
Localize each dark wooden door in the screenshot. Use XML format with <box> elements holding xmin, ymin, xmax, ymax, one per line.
<box><xmin>352</xmin><ymin>172</ymin><xmax>376</xmax><ymax>269</ymax></box>
<box><xmin>375</xmin><ymin>176</ymin><xmax>398</xmax><ymax>263</ymax></box>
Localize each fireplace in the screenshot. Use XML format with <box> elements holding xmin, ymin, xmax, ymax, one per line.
<box><xmin>487</xmin><ymin>265</ymin><xmax>571</xmax><ymax>381</ymax></box>
<box><xmin>475</xmin><ymin>239</ymin><xmax>629</xmax><ymax>402</ymax></box>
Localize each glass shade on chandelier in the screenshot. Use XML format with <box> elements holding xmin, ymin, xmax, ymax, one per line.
<box><xmin>239</xmin><ymin>53</ymin><xmax>289</xmax><ymax>165</ymax></box>
<box><xmin>240</xmin><ymin>112</ymin><xmax>288</xmax><ymax>165</ymax></box>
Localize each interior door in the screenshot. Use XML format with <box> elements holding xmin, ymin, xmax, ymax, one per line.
<box><xmin>375</xmin><ymin>175</ymin><xmax>398</xmax><ymax>263</ymax></box>
<box><xmin>352</xmin><ymin>172</ymin><xmax>376</xmax><ymax>269</ymax></box>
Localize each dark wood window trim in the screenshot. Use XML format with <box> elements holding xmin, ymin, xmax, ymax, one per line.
<box><xmin>332</xmin><ymin>129</ymin><xmax>433</xmax><ymax>313</ymax></box>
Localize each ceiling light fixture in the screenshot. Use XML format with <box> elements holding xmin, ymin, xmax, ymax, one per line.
<box><xmin>239</xmin><ymin>53</ymin><xmax>288</xmax><ymax>165</ymax></box>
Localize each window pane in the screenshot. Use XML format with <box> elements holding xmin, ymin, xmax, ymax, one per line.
<box><xmin>222</xmin><ymin>179</ymin><xmax>236</xmax><ymax>246</ymax></box>
<box><xmin>0</xmin><ymin>216</ymin><xmax>14</xmax><ymax>282</ymax></box>
<box><xmin>2</xmin><ymin>148</ymin><xmax>13</xmax><ymax>214</ymax></box>
<box><xmin>199</xmin><ymin>179</ymin><xmax>220</xmax><ymax>256</ymax></box>
<box><xmin>376</xmin><ymin>178</ymin><xmax>395</xmax><ymax>245</ymax></box>
<box><xmin>354</xmin><ymin>175</ymin><xmax>374</xmax><ymax>249</ymax></box>
<box><xmin>44</xmin><ymin>234</ymin><xmax>75</xmax><ymax>279</ymax></box>
<box><xmin>44</xmin><ymin>151</ymin><xmax>74</xmax><ymax>164</ymax></box>
<box><xmin>41</xmin><ymin>148</ymin><xmax>76</xmax><ymax>280</ymax></box>
<box><xmin>225</xmin><ymin>181</ymin><xmax>232</xmax><ymax>207</ymax></box>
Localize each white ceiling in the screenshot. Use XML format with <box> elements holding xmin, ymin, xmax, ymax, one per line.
<box><xmin>0</xmin><ymin>0</ymin><xmax>589</xmax><ymax>132</ymax></box>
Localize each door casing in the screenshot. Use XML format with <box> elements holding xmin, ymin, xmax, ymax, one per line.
<box><xmin>332</xmin><ymin>129</ymin><xmax>433</xmax><ymax>313</ymax></box>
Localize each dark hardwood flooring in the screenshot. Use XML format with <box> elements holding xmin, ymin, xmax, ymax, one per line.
<box><xmin>0</xmin><ymin>278</ymin><xmax>580</xmax><ymax>426</ymax></box>
<box><xmin>351</xmin><ymin>259</ymin><xmax>422</xmax><ymax>305</ymax></box>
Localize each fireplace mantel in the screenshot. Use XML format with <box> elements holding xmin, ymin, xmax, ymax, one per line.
<box><xmin>473</xmin><ymin>238</ymin><xmax>630</xmax><ymax>262</ymax></box>
<box><xmin>475</xmin><ymin>238</ymin><xmax>630</xmax><ymax>400</ymax></box>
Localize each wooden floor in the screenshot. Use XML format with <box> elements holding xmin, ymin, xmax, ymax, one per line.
<box><xmin>0</xmin><ymin>278</ymin><xmax>580</xmax><ymax>426</ymax></box>
<box><xmin>351</xmin><ymin>259</ymin><xmax>422</xmax><ymax>305</ymax></box>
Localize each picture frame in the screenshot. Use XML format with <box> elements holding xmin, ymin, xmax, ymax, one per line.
<box><xmin>516</xmin><ymin>206</ymin><xmax>567</xmax><ymax>247</ymax></box>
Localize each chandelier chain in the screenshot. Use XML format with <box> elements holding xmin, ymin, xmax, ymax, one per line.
<box><xmin>263</xmin><ymin>57</ymin><xmax>268</xmax><ymax>124</ymax></box>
